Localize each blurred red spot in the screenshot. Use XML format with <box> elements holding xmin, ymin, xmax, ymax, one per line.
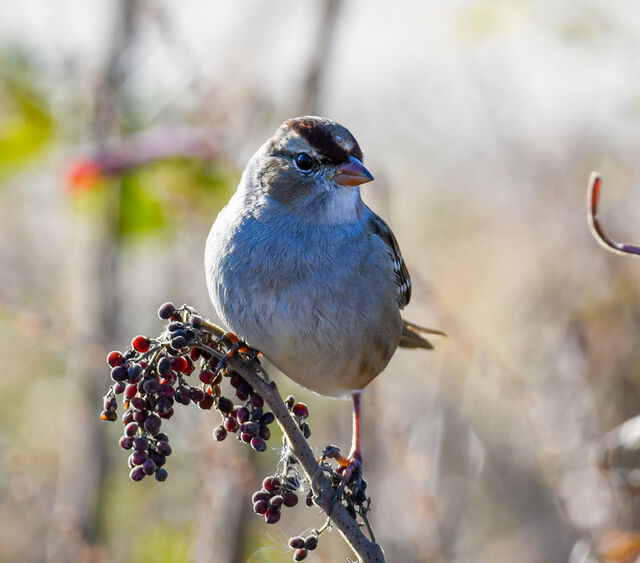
<box><xmin>65</xmin><ymin>159</ymin><xmax>101</xmax><ymax>194</ymax></box>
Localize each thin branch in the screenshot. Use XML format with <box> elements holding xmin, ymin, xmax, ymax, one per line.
<box><xmin>587</xmin><ymin>171</ymin><xmax>640</xmax><ymax>256</ymax></box>
<box><xmin>227</xmin><ymin>355</ymin><xmax>386</xmax><ymax>563</ymax></box>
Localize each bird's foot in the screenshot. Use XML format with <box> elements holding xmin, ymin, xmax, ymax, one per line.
<box><xmin>213</xmin><ymin>331</ymin><xmax>261</xmax><ymax>375</ymax></box>
<box><xmin>321</xmin><ymin>446</ymin><xmax>364</xmax><ymax>513</ymax></box>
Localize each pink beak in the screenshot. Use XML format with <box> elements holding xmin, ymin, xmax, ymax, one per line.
<box><xmin>334</xmin><ymin>156</ymin><xmax>374</xmax><ymax>186</ymax></box>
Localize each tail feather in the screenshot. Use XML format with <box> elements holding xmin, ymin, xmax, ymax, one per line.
<box><xmin>399</xmin><ymin>319</ymin><xmax>446</xmax><ymax>350</ymax></box>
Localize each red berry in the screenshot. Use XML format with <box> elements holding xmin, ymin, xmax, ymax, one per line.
<box><xmin>292</xmin><ymin>403</ymin><xmax>309</xmax><ymax>419</ymax></box>
<box><xmin>224</xmin><ymin>417</ymin><xmax>239</xmax><ymax>432</ymax></box>
<box><xmin>269</xmin><ymin>495</ymin><xmax>283</xmax><ymax>508</ymax></box>
<box><xmin>183</xmin><ymin>357</ymin><xmax>195</xmax><ymax>375</ymax></box>
<box><xmin>253</xmin><ymin>500</ymin><xmax>268</xmax><ymax>515</ymax></box>
<box><xmin>159</xmin><ymin>407</ymin><xmax>174</xmax><ymax>420</ymax></box>
<box><xmin>171</xmin><ymin>356</ymin><xmax>188</xmax><ymax>372</ymax></box>
<box><xmin>190</xmin><ymin>388</ymin><xmax>205</xmax><ymax>403</ymax></box>
<box><xmin>125</xmin><ymin>422</ymin><xmax>138</xmax><ymax>436</ymax></box>
<box><xmin>132</xmin><ymin>336</ymin><xmax>150</xmax><ymax>354</ymax></box>
<box><xmin>264</xmin><ymin>509</ymin><xmax>281</xmax><ymax>524</ymax></box>
<box><xmin>252</xmin><ymin>491</ymin><xmax>270</xmax><ymax>503</ymax></box>
<box><xmin>189</xmin><ymin>348</ymin><xmax>201</xmax><ymax>361</ymax></box>
<box><xmin>124</xmin><ymin>384</ymin><xmax>137</xmax><ymax>400</ymax></box>
<box><xmin>236</xmin><ymin>407</ymin><xmax>250</xmax><ymax>423</ymax></box>
<box><xmin>119</xmin><ymin>436</ymin><xmax>134</xmax><ymax>449</ymax></box>
<box><xmin>199</xmin><ymin>370</ymin><xmax>214</xmax><ymax>384</ymax></box>
<box><xmin>240</xmin><ymin>432</ymin><xmax>252</xmax><ymax>443</ymax></box>
<box><xmin>289</xmin><ymin>537</ymin><xmax>305</xmax><ymax>549</ymax></box>
<box><xmin>107</xmin><ymin>351</ymin><xmax>124</xmax><ymax>367</ymax></box>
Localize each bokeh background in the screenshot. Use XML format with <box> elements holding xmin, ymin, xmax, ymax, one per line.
<box><xmin>3</xmin><ymin>1</ymin><xmax>640</xmax><ymax>562</ymax></box>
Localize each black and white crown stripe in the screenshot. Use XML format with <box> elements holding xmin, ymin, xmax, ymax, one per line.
<box><xmin>367</xmin><ymin>211</ymin><xmax>412</xmax><ymax>308</ymax></box>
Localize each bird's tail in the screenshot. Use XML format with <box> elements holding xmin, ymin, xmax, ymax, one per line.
<box><xmin>399</xmin><ymin>319</ymin><xmax>446</xmax><ymax>350</ymax></box>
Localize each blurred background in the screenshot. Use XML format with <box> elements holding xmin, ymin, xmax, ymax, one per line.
<box><xmin>2</xmin><ymin>1</ymin><xmax>640</xmax><ymax>562</ymax></box>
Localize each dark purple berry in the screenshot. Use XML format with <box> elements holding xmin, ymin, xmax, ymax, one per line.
<box><xmin>251</xmin><ymin>394</ymin><xmax>264</xmax><ymax>408</ymax></box>
<box><xmin>124</xmin><ymin>384</ymin><xmax>137</xmax><ymax>400</ymax></box>
<box><xmin>156</xmin><ymin>432</ymin><xmax>169</xmax><ymax>442</ymax></box>
<box><xmin>259</xmin><ymin>425</ymin><xmax>271</xmax><ymax>440</ymax></box>
<box><xmin>293</xmin><ymin>548</ymin><xmax>308</xmax><ymax>561</ymax></box>
<box><xmin>129</xmin><ymin>466</ymin><xmax>145</xmax><ymax>482</ymax></box>
<box><xmin>236</xmin><ymin>407</ymin><xmax>250</xmax><ymax>423</ymax></box>
<box><xmin>265</xmin><ymin>509</ymin><xmax>281</xmax><ymax>524</ymax></box>
<box><xmin>160</xmin><ymin>384</ymin><xmax>175</xmax><ymax>398</ymax></box>
<box><xmin>199</xmin><ymin>370</ymin><xmax>214</xmax><ymax>384</ymax></box>
<box><xmin>113</xmin><ymin>381</ymin><xmax>126</xmax><ymax>394</ymax></box>
<box><xmin>301</xmin><ymin>423</ymin><xmax>311</xmax><ymax>439</ymax></box>
<box><xmin>104</xmin><ymin>396</ymin><xmax>117</xmax><ymax>411</ymax></box>
<box><xmin>241</xmin><ymin>422</ymin><xmax>258</xmax><ymax>436</ymax></box>
<box><xmin>122</xmin><ymin>410</ymin><xmax>134</xmax><ymax>425</ymax></box>
<box><xmin>175</xmin><ymin>386</ymin><xmax>191</xmax><ymax>405</ymax></box>
<box><xmin>260</xmin><ymin>412</ymin><xmax>275</xmax><ymax>425</ymax></box>
<box><xmin>124</xmin><ymin>422</ymin><xmax>138</xmax><ymax>436</ymax></box>
<box><xmin>131</xmin><ymin>396</ymin><xmax>146</xmax><ymax>410</ymax></box>
<box><xmin>252</xmin><ymin>491</ymin><xmax>270</xmax><ymax>503</ymax></box>
<box><xmin>133</xmin><ymin>436</ymin><xmax>148</xmax><ymax>451</ymax></box>
<box><xmin>134</xmin><ymin>410</ymin><xmax>148</xmax><ymax>424</ymax></box>
<box><xmin>144</xmin><ymin>414</ymin><xmax>161</xmax><ymax>435</ymax></box>
<box><xmin>155</xmin><ymin>397</ymin><xmax>173</xmax><ymax>415</ymax></box>
<box><xmin>217</xmin><ymin>396</ymin><xmax>233</xmax><ymax>414</ymax></box>
<box><xmin>189</xmin><ymin>314</ymin><xmax>203</xmax><ymax>328</ymax></box>
<box><xmin>237</xmin><ymin>379</ymin><xmax>252</xmax><ymax>396</ymax></box>
<box><xmin>168</xmin><ymin>321</ymin><xmax>183</xmax><ymax>332</ymax></box>
<box><xmin>157</xmin><ymin>441</ymin><xmax>172</xmax><ymax>456</ymax></box>
<box><xmin>143</xmin><ymin>378</ymin><xmax>161</xmax><ymax>394</ymax></box>
<box><xmin>213</xmin><ymin>426</ymin><xmax>227</xmax><ymax>441</ymax></box>
<box><xmin>254</xmin><ymin>500</ymin><xmax>268</xmax><ymax>515</ymax></box>
<box><xmin>289</xmin><ymin>537</ymin><xmax>305</xmax><ymax>549</ymax></box>
<box><xmin>190</xmin><ymin>388</ymin><xmax>205</xmax><ymax>403</ymax></box>
<box><xmin>304</xmin><ymin>535</ymin><xmax>318</xmax><ymax>551</ymax></box>
<box><xmin>159</xmin><ymin>407</ymin><xmax>174</xmax><ymax>420</ymax></box>
<box><xmin>155</xmin><ymin>468</ymin><xmax>168</xmax><ymax>481</ymax></box>
<box><xmin>111</xmin><ymin>366</ymin><xmax>128</xmax><ymax>382</ymax></box>
<box><xmin>240</xmin><ymin>432</ymin><xmax>252</xmax><ymax>444</ymax></box>
<box><xmin>170</xmin><ymin>336</ymin><xmax>186</xmax><ymax>350</ymax></box>
<box><xmin>235</xmin><ymin>389</ymin><xmax>248</xmax><ymax>401</ymax></box>
<box><xmin>142</xmin><ymin>457</ymin><xmax>157</xmax><ymax>475</ymax></box>
<box><xmin>199</xmin><ymin>394</ymin><xmax>214</xmax><ymax>410</ymax></box>
<box><xmin>131</xmin><ymin>450</ymin><xmax>147</xmax><ymax>465</ymax></box>
<box><xmin>229</xmin><ymin>372</ymin><xmax>242</xmax><ymax>388</ymax></box>
<box><xmin>158</xmin><ymin>302</ymin><xmax>176</xmax><ymax>320</ymax></box>
<box><xmin>149</xmin><ymin>452</ymin><xmax>166</xmax><ymax>467</ymax></box>
<box><xmin>269</xmin><ymin>495</ymin><xmax>283</xmax><ymax>508</ymax></box>
<box><xmin>157</xmin><ymin>357</ymin><xmax>172</xmax><ymax>376</ymax></box>
<box><xmin>251</xmin><ymin>437</ymin><xmax>267</xmax><ymax>452</ymax></box>
<box><xmin>283</xmin><ymin>491</ymin><xmax>298</xmax><ymax>507</ymax></box>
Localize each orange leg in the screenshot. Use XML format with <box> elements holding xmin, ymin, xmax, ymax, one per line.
<box><xmin>331</xmin><ymin>392</ymin><xmax>363</xmax><ymax>509</ymax></box>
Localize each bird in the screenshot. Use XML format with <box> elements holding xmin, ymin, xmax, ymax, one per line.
<box><xmin>205</xmin><ymin>116</ymin><xmax>442</xmax><ymax>485</ymax></box>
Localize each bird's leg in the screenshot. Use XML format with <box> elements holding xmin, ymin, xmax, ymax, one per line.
<box><xmin>330</xmin><ymin>392</ymin><xmax>363</xmax><ymax>509</ymax></box>
<box><xmin>213</xmin><ymin>331</ymin><xmax>252</xmax><ymax>374</ymax></box>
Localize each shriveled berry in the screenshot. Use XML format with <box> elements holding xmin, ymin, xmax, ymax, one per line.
<box><xmin>199</xmin><ymin>394</ymin><xmax>214</xmax><ymax>409</ymax></box>
<box><xmin>125</xmin><ymin>422</ymin><xmax>138</xmax><ymax>436</ymax></box>
<box><xmin>254</xmin><ymin>500</ymin><xmax>268</xmax><ymax>514</ymax></box>
<box><xmin>285</xmin><ymin>395</ymin><xmax>295</xmax><ymax>409</ymax></box>
<box><xmin>107</xmin><ymin>351</ymin><xmax>124</xmax><ymax>367</ymax></box>
<box><xmin>306</xmin><ymin>491</ymin><xmax>313</xmax><ymax>507</ymax></box>
<box><xmin>213</xmin><ymin>425</ymin><xmax>227</xmax><ymax>441</ymax></box>
<box><xmin>129</xmin><ymin>466</ymin><xmax>145</xmax><ymax>482</ymax></box>
<box><xmin>158</xmin><ymin>357</ymin><xmax>172</xmax><ymax>376</ymax></box>
<box><xmin>113</xmin><ymin>381</ymin><xmax>126</xmax><ymax>394</ymax></box>
<box><xmin>304</xmin><ymin>535</ymin><xmax>318</xmax><ymax>551</ymax></box>
<box><xmin>289</xmin><ymin>537</ymin><xmax>305</xmax><ymax>549</ymax></box>
<box><xmin>269</xmin><ymin>495</ymin><xmax>283</xmax><ymax>508</ymax></box>
<box><xmin>251</xmin><ymin>437</ymin><xmax>267</xmax><ymax>452</ymax></box>
<box><xmin>158</xmin><ymin>302</ymin><xmax>176</xmax><ymax>320</ymax></box>
<box><xmin>142</xmin><ymin>457</ymin><xmax>157</xmax><ymax>475</ymax></box>
<box><xmin>293</xmin><ymin>548</ymin><xmax>308</xmax><ymax>561</ymax></box>
<box><xmin>301</xmin><ymin>423</ymin><xmax>311</xmax><ymax>439</ymax></box>
<box><xmin>282</xmin><ymin>491</ymin><xmax>298</xmax><ymax>507</ymax></box>
<box><xmin>155</xmin><ymin>468</ymin><xmax>168</xmax><ymax>481</ymax></box>
<box><xmin>104</xmin><ymin>396</ymin><xmax>117</xmax><ymax>411</ymax></box>
<box><xmin>119</xmin><ymin>436</ymin><xmax>134</xmax><ymax>449</ymax></box>
<box><xmin>132</xmin><ymin>336</ymin><xmax>150</xmax><ymax>354</ymax></box>
<box><xmin>292</xmin><ymin>403</ymin><xmax>309</xmax><ymax>419</ymax></box>
<box><xmin>265</xmin><ymin>509</ymin><xmax>281</xmax><ymax>524</ymax></box>
<box><xmin>111</xmin><ymin>366</ymin><xmax>128</xmax><ymax>382</ymax></box>
<box><xmin>263</xmin><ymin>476</ymin><xmax>281</xmax><ymax>492</ymax></box>
<box><xmin>260</xmin><ymin>412</ymin><xmax>275</xmax><ymax>426</ymax></box>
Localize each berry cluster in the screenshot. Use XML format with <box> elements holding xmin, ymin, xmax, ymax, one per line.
<box><xmin>100</xmin><ymin>302</ymin><xmax>274</xmax><ymax>481</ymax></box>
<box><xmin>288</xmin><ymin>534</ymin><xmax>319</xmax><ymax>561</ymax></box>
<box><xmin>251</xmin><ymin>475</ymin><xmax>300</xmax><ymax>524</ymax></box>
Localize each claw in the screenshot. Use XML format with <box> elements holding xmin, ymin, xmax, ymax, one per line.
<box><xmin>330</xmin><ymin>453</ymin><xmax>362</xmax><ymax>513</ymax></box>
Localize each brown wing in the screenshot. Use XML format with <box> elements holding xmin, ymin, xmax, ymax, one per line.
<box><xmin>367</xmin><ymin>211</ymin><xmax>411</xmax><ymax>308</ymax></box>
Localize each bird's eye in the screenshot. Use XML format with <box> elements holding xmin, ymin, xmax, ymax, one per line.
<box><xmin>294</xmin><ymin>152</ymin><xmax>314</xmax><ymax>171</ymax></box>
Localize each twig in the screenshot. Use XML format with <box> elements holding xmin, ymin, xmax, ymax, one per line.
<box><xmin>227</xmin><ymin>355</ymin><xmax>386</xmax><ymax>563</ymax></box>
<box><xmin>587</xmin><ymin>171</ymin><xmax>640</xmax><ymax>256</ymax></box>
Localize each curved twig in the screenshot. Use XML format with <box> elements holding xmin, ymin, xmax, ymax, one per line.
<box><xmin>588</xmin><ymin>172</ymin><xmax>640</xmax><ymax>256</ymax></box>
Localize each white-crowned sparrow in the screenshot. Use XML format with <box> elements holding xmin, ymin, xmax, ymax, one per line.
<box><xmin>205</xmin><ymin>116</ymin><xmax>441</xmax><ymax>469</ymax></box>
